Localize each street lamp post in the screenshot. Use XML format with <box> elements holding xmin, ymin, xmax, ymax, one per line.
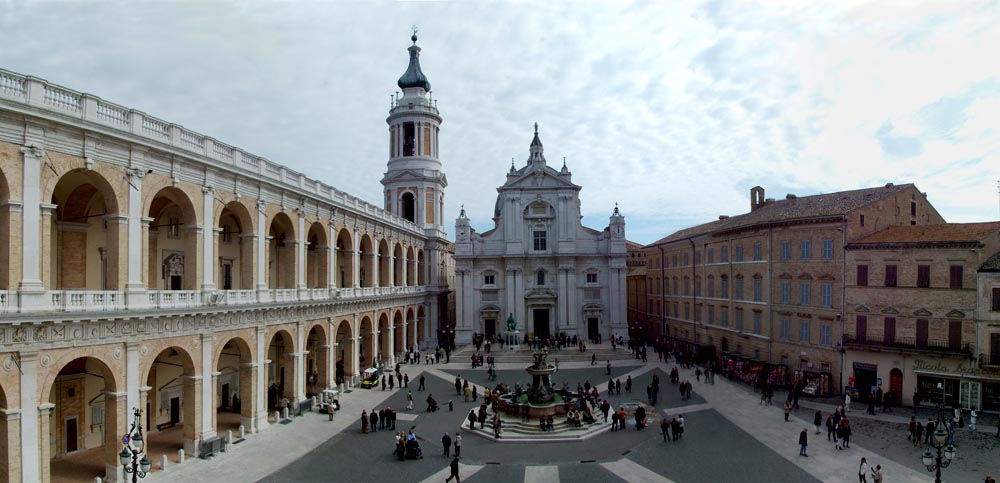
<box><xmin>920</xmin><ymin>383</ymin><xmax>956</xmax><ymax>483</ymax></box>
<box><xmin>120</xmin><ymin>408</ymin><xmax>152</xmax><ymax>482</ymax></box>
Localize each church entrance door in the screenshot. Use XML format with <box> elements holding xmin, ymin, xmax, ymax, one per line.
<box><xmin>588</xmin><ymin>317</ymin><xmax>599</xmax><ymax>341</ymax></box>
<box><xmin>484</xmin><ymin>319</ymin><xmax>496</xmax><ymax>337</ymax></box>
<box><xmin>533</xmin><ymin>308</ymin><xmax>550</xmax><ymax>338</ymax></box>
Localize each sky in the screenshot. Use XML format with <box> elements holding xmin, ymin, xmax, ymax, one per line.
<box><xmin>2</xmin><ymin>0</ymin><xmax>998</xmax><ymax>244</ymax></box>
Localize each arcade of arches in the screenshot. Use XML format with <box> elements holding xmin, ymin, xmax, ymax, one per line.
<box><xmin>0</xmin><ymin>303</ymin><xmax>429</xmax><ymax>483</ymax></box>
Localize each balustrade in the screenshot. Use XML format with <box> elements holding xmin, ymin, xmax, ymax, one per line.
<box><xmin>51</xmin><ymin>290</ymin><xmax>124</xmax><ymax>312</ymax></box>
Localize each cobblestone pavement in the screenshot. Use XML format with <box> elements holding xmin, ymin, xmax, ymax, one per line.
<box><xmin>142</xmin><ymin>349</ymin><xmax>999</xmax><ymax>482</ymax></box>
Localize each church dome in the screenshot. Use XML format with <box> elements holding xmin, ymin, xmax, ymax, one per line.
<box><xmin>397</xmin><ymin>34</ymin><xmax>431</xmax><ymax>91</ymax></box>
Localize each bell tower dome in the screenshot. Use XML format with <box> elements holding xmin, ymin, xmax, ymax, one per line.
<box><xmin>382</xmin><ymin>30</ymin><xmax>446</xmax><ymax>238</ymax></box>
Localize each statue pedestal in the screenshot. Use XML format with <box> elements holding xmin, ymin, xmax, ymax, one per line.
<box><xmin>506</xmin><ymin>330</ymin><xmax>521</xmax><ymax>351</ymax></box>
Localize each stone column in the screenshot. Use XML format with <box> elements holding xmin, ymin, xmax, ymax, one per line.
<box><xmin>0</xmin><ymin>408</ymin><xmax>22</xmax><ymax>483</ymax></box>
<box><xmin>201</xmin><ymin>333</ymin><xmax>216</xmax><ymax>439</ymax></box>
<box><xmin>296</xmin><ymin>212</ymin><xmax>306</xmax><ymax>291</ymax></box>
<box><xmin>505</xmin><ymin>268</ymin><xmax>516</xmax><ymax>326</ymax></box>
<box><xmin>566</xmin><ymin>268</ymin><xmax>577</xmax><ymax>334</ymax></box>
<box><xmin>103</xmin><ymin>392</ymin><xmax>126</xmax><ymax>483</ymax></box>
<box><xmin>254</xmin><ymin>326</ymin><xmax>269</xmax><ymax>432</ymax></box>
<box><xmin>38</xmin><ymin>204</ymin><xmax>55</xmax><ymax>291</ymax></box>
<box><xmin>514</xmin><ymin>270</ymin><xmax>526</xmax><ymax>333</ymax></box>
<box><xmin>125</xmin><ymin>343</ymin><xmax>140</xmax><ymax>426</ymax></box>
<box><xmin>328</xmin><ymin>223</ymin><xmax>338</xmax><ymax>290</ymax></box>
<box><xmin>239</xmin><ymin>362</ymin><xmax>257</xmax><ymax>432</ymax></box>
<box><xmin>400</xmin><ymin>320</ymin><xmax>408</xmax><ymax>360</ymax></box>
<box><xmin>180</xmin><ymin>375</ymin><xmax>203</xmax><ymax>457</ymax></box>
<box><xmin>352</xmin><ymin>230</ymin><xmax>361</xmax><ymax>288</ymax></box>
<box><xmin>202</xmin><ymin>187</ymin><xmax>216</xmax><ymax>295</ymax></box>
<box><xmin>388</xmin><ymin>256</ymin><xmax>396</xmax><ymax>287</ymax></box>
<box><xmin>295</xmin><ymin>322</ymin><xmax>306</xmax><ymax>403</ymax></box>
<box><xmin>401</xmin><ymin>252</ymin><xmax>408</xmax><ymax>287</ymax></box>
<box><xmin>255</xmin><ymin>200</ymin><xmax>268</xmax><ymax>299</ymax></box>
<box><xmin>126</xmin><ymin>169</ymin><xmax>147</xmax><ymax>296</ymax></box>
<box><xmin>37</xmin><ymin>403</ymin><xmax>53</xmax><ymax>483</ymax></box>
<box><xmin>351</xmin><ymin>315</ymin><xmax>360</xmax><ymax>381</ymax></box>
<box><xmin>19</xmin><ymin>351</ymin><xmax>40</xmax><ymax>483</ymax></box>
<box><xmin>558</xmin><ymin>268</ymin><xmax>568</xmax><ymax>330</ymax></box>
<box><xmin>19</xmin><ymin>146</ymin><xmax>46</xmax><ymax>310</ymax></box>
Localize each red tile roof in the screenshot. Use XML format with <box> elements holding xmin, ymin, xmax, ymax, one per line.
<box><xmin>849</xmin><ymin>222</ymin><xmax>1000</xmax><ymax>245</ymax></box>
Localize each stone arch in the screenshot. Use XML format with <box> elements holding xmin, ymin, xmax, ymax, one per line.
<box><xmin>43</xmin><ymin>354</ymin><xmax>122</xmax><ymax>483</ymax></box>
<box><xmin>49</xmin><ymin>169</ymin><xmax>124</xmax><ymax>291</ymax></box>
<box><xmin>0</xmin><ymin>380</ymin><xmax>11</xmax><ymax>483</ymax></box>
<box><xmin>417</xmin><ymin>305</ymin><xmax>426</xmax><ymax>347</ymax></box>
<box><xmin>406</xmin><ymin>307</ymin><xmax>417</xmax><ymax>349</ymax></box>
<box><xmin>267</xmin><ymin>212</ymin><xmax>297</xmax><ymax>289</ymax></box>
<box><xmin>359</xmin><ymin>316</ymin><xmax>375</xmax><ymax>368</ymax></box>
<box><xmin>335</xmin><ymin>228</ymin><xmax>354</xmax><ymax>289</ymax></box>
<box><xmin>393</xmin><ymin>242</ymin><xmax>405</xmax><ymax>287</ymax></box>
<box><xmin>306</xmin><ymin>222</ymin><xmax>329</xmax><ymax>289</ymax></box>
<box><xmin>378</xmin><ymin>238</ymin><xmax>391</xmax><ymax>287</ymax></box>
<box><xmin>378</xmin><ymin>312</ymin><xmax>392</xmax><ymax>363</ymax></box>
<box><xmin>214</xmin><ymin>334</ymin><xmax>255</xmax><ymax>434</ymax></box>
<box><xmin>333</xmin><ymin>319</ymin><xmax>355</xmax><ymax>383</ymax></box>
<box><xmin>143</xmin><ymin>345</ymin><xmax>199</xmax><ymax>469</ymax></box>
<box><xmin>304</xmin><ymin>322</ymin><xmax>329</xmax><ymax>394</ymax></box>
<box><xmin>266</xmin><ymin>329</ymin><xmax>297</xmax><ymax>409</ymax></box>
<box><xmin>0</xmin><ymin>169</ymin><xmax>12</xmax><ymax>290</ymax></box>
<box><xmin>405</xmin><ymin>246</ymin><xmax>416</xmax><ymax>286</ymax></box>
<box><xmin>147</xmin><ymin>186</ymin><xmax>200</xmax><ymax>290</ymax></box>
<box><xmin>358</xmin><ymin>233</ymin><xmax>375</xmax><ymax>288</ymax></box>
<box><xmin>217</xmin><ymin>201</ymin><xmax>255</xmax><ymax>290</ymax></box>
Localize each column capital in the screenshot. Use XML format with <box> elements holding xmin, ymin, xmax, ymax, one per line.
<box><xmin>21</xmin><ymin>145</ymin><xmax>45</xmax><ymax>158</ymax></box>
<box><xmin>203</xmin><ymin>185</ymin><xmax>215</xmax><ymax>195</ymax></box>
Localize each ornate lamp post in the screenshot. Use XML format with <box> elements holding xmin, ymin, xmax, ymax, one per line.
<box><xmin>119</xmin><ymin>408</ymin><xmax>152</xmax><ymax>482</ymax></box>
<box><xmin>920</xmin><ymin>383</ymin><xmax>956</xmax><ymax>483</ymax></box>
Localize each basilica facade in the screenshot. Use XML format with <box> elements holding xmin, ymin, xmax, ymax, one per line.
<box><xmin>0</xmin><ymin>35</ymin><xmax>449</xmax><ymax>482</ymax></box>
<box><xmin>453</xmin><ymin>126</ymin><xmax>627</xmax><ymax>344</ymax></box>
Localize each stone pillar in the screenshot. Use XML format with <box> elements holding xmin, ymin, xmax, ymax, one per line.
<box><xmin>0</xmin><ymin>408</ymin><xmax>22</xmax><ymax>483</ymax></box>
<box><xmin>38</xmin><ymin>204</ymin><xmax>55</xmax><ymax>291</ymax></box>
<box><xmin>318</xmin><ymin>343</ymin><xmax>332</xmax><ymax>389</ymax></box>
<box><xmin>514</xmin><ymin>270</ymin><xmax>526</xmax><ymax>334</ymax></box>
<box><xmin>401</xmin><ymin>252</ymin><xmax>408</xmax><ymax>287</ymax></box>
<box><xmin>200</xmin><ymin>334</ymin><xmax>216</xmax><ymax>439</ymax></box>
<box><xmin>373</xmin><ymin>250</ymin><xmax>381</xmax><ymax>288</ymax></box>
<box><xmin>388</xmin><ymin>256</ymin><xmax>395</xmax><ymax>287</ymax></box>
<box><xmin>255</xmin><ymin>200</ymin><xmax>268</xmax><ymax>298</ymax></box>
<box><xmin>180</xmin><ymin>375</ymin><xmax>203</xmax><ymax>458</ymax></box>
<box><xmin>295</xmin><ymin>322</ymin><xmax>306</xmax><ymax>403</ymax></box>
<box><xmin>103</xmin><ymin>392</ymin><xmax>126</xmax><ymax>483</ymax></box>
<box><xmin>296</xmin><ymin>212</ymin><xmax>306</xmax><ymax>291</ymax></box>
<box><xmin>201</xmin><ymin>186</ymin><xmax>216</xmax><ymax>293</ymax></box>
<box><xmin>19</xmin><ymin>147</ymin><xmax>46</xmax><ymax>310</ymax></box>
<box><xmin>558</xmin><ymin>268</ymin><xmax>568</xmax><ymax>330</ymax></box>
<box><xmin>505</xmin><ymin>268</ymin><xmax>516</xmax><ymax>327</ymax></box>
<box><xmin>328</xmin><ymin>224</ymin><xmax>338</xmax><ymax>289</ymax></box>
<box><xmin>254</xmin><ymin>326</ymin><xmax>269</xmax><ymax>432</ymax></box>
<box><xmin>351</xmin><ymin>314</ymin><xmax>360</xmax><ymax>377</ymax></box>
<box><xmin>400</xmin><ymin>320</ymin><xmax>408</xmax><ymax>360</ymax></box>
<box><xmin>125</xmin><ymin>343</ymin><xmax>140</xmax><ymax>427</ymax></box>
<box><xmin>37</xmin><ymin>403</ymin><xmax>53</xmax><ymax>483</ymax></box>
<box><xmin>352</xmin><ymin>230</ymin><xmax>361</xmax><ymax>288</ymax></box>
<box><xmin>566</xmin><ymin>268</ymin><xmax>577</xmax><ymax>334</ymax></box>
<box><xmin>126</xmin><ymin>169</ymin><xmax>146</xmax><ymax>295</ymax></box>
<box><xmin>19</xmin><ymin>351</ymin><xmax>40</xmax><ymax>483</ymax></box>
<box><xmin>238</xmin><ymin>362</ymin><xmax>257</xmax><ymax>433</ymax></box>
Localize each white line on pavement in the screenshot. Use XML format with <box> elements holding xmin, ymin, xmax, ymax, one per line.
<box><xmin>601</xmin><ymin>458</ymin><xmax>675</xmax><ymax>483</ymax></box>
<box><xmin>524</xmin><ymin>465</ymin><xmax>559</xmax><ymax>483</ymax></box>
<box><xmin>418</xmin><ymin>462</ymin><xmax>483</xmax><ymax>483</ymax></box>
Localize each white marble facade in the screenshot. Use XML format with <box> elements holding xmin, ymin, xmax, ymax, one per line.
<box><xmin>454</xmin><ymin>125</ymin><xmax>627</xmax><ymax>344</ymax></box>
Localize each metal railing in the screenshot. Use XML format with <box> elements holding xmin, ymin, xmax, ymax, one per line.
<box><xmin>842</xmin><ymin>334</ymin><xmax>971</xmax><ymax>357</ymax></box>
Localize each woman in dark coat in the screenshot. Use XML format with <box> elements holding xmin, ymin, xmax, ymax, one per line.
<box><xmin>361</xmin><ymin>410</ymin><xmax>369</xmax><ymax>434</ymax></box>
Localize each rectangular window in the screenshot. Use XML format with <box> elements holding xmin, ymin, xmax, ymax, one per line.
<box><xmin>752</xmin><ymin>312</ymin><xmax>761</xmax><ymax>334</ymax></box>
<box><xmin>948</xmin><ymin>320</ymin><xmax>962</xmax><ymax>352</ymax></box>
<box><xmin>780</xmin><ymin>319</ymin><xmax>790</xmax><ymax>339</ymax></box>
<box><xmin>721</xmin><ymin>246</ymin><xmax>729</xmax><ymax>263</ymax></box>
<box><xmin>822</xmin><ymin>239</ymin><xmax>833</xmax><ymax>260</ymax></box>
<box><xmin>684</xmin><ymin>252</ymin><xmax>690</xmax><ymax>266</ymax></box>
<box><xmin>221</xmin><ymin>224</ymin><xmax>232</xmax><ymax>244</ymax></box>
<box><xmin>949</xmin><ymin>266</ymin><xmax>963</xmax><ymax>289</ymax></box>
<box><xmin>753</xmin><ymin>278</ymin><xmax>762</xmax><ymax>302</ymax></box>
<box><xmin>721</xmin><ymin>309</ymin><xmax>729</xmax><ymax>327</ymax></box>
<box><xmin>721</xmin><ymin>279</ymin><xmax>729</xmax><ymax>299</ymax></box>
<box><xmin>781</xmin><ymin>241</ymin><xmax>791</xmax><ymax>261</ymax></box>
<box><xmin>707</xmin><ymin>248</ymin><xmax>714</xmax><ymax>264</ymax></box>
<box><xmin>821</xmin><ymin>283</ymin><xmax>832</xmax><ymax>307</ymax></box>
<box><xmin>533</xmin><ymin>230</ymin><xmax>547</xmax><ymax>251</ymax></box>
<box><xmin>800</xmin><ymin>240</ymin><xmax>811</xmax><ymax>260</ymax></box>
<box><xmin>916</xmin><ymin>319</ymin><xmax>928</xmax><ymax>349</ymax></box>
<box><xmin>799</xmin><ymin>320</ymin><xmax>810</xmax><ymax>343</ymax></box>
<box><xmin>708</xmin><ymin>307</ymin><xmax>715</xmax><ymax>324</ymax></box>
<box><xmin>684</xmin><ymin>304</ymin><xmax>690</xmax><ymax>320</ymax></box>
<box><xmin>694</xmin><ymin>251</ymin><xmax>701</xmax><ymax>265</ymax></box>
<box><xmin>484</xmin><ymin>274</ymin><xmax>495</xmax><ymax>285</ymax></box>
<box><xmin>860</xmin><ymin>214</ymin><xmax>865</xmax><ymax>226</ymax></box>
<box><xmin>781</xmin><ymin>281</ymin><xmax>790</xmax><ymax>304</ymax></box>
<box><xmin>753</xmin><ymin>243</ymin><xmax>762</xmax><ymax>261</ymax></box>
<box><xmin>821</xmin><ymin>324</ymin><xmax>831</xmax><ymax>346</ymax></box>
<box><xmin>884</xmin><ymin>317</ymin><xmax>896</xmax><ymax>345</ymax></box>
<box><xmin>856</xmin><ymin>315</ymin><xmax>868</xmax><ymax>342</ymax></box>
<box><xmin>707</xmin><ymin>279</ymin><xmax>715</xmax><ymax>298</ymax></box>
<box><xmin>672</xmin><ymin>255</ymin><xmax>678</xmax><ymax>267</ymax></box>
<box><xmin>694</xmin><ymin>279</ymin><xmax>701</xmax><ymax>296</ymax></box>
<box><xmin>911</xmin><ymin>201</ymin><xmax>917</xmax><ymax>217</ymax></box>
<box><xmin>586</xmin><ymin>273</ymin><xmax>597</xmax><ymax>284</ymax></box>
<box><xmin>735</xmin><ymin>279</ymin><xmax>744</xmax><ymax>300</ymax></box>
<box><xmin>857</xmin><ymin>265</ymin><xmax>868</xmax><ymax>286</ymax></box>
<box><xmin>684</xmin><ymin>278</ymin><xmax>690</xmax><ymax>296</ymax></box>
<box><xmin>799</xmin><ymin>282</ymin><xmax>810</xmax><ymax>305</ymax></box>
<box><xmin>735</xmin><ymin>245</ymin><xmax>744</xmax><ymax>262</ymax></box>
<box><xmin>885</xmin><ymin>265</ymin><xmax>897</xmax><ymax>287</ymax></box>
<box><xmin>917</xmin><ymin>265</ymin><xmax>930</xmax><ymax>288</ymax></box>
<box><xmin>673</xmin><ymin>302</ymin><xmax>679</xmax><ymax>317</ymax></box>
<box><xmin>990</xmin><ymin>333</ymin><xmax>1000</xmax><ymax>365</ymax></box>
<box><xmin>735</xmin><ymin>310</ymin><xmax>744</xmax><ymax>332</ymax></box>
<box><xmin>993</xmin><ymin>287</ymin><xmax>1000</xmax><ymax>311</ymax></box>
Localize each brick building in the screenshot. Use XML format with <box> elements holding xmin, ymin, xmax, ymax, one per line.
<box><xmin>625</xmin><ymin>240</ymin><xmax>648</xmax><ymax>342</ymax></box>
<box><xmin>642</xmin><ymin>183</ymin><xmax>945</xmax><ymax>397</ymax></box>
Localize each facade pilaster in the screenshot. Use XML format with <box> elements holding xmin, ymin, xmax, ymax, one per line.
<box><xmin>38</xmin><ymin>204</ymin><xmax>55</xmax><ymax>291</ymax></box>
<box><xmin>202</xmin><ymin>186</ymin><xmax>216</xmax><ymax>293</ymax></box>
<box><xmin>19</xmin><ymin>146</ymin><xmax>46</xmax><ymax>310</ymax></box>
<box><xmin>200</xmin><ymin>333</ymin><xmax>216</xmax><ymax>439</ymax></box>
<box><xmin>566</xmin><ymin>268</ymin><xmax>576</xmax><ymax>332</ymax></box>
<box><xmin>125</xmin><ymin>342</ymin><xmax>140</xmax><ymax>425</ymax></box>
<box><xmin>353</xmin><ymin>229</ymin><xmax>361</xmax><ymax>288</ymax></box>
<box><xmin>296</xmin><ymin>211</ymin><xmax>307</xmax><ymax>291</ymax></box>
<box><xmin>126</xmin><ymin>168</ymin><xmax>146</xmax><ymax>293</ymax></box>
<box><xmin>558</xmin><ymin>268</ymin><xmax>569</xmax><ymax>329</ymax></box>
<box><xmin>19</xmin><ymin>351</ymin><xmax>40</xmax><ymax>483</ymax></box>
<box><xmin>295</xmin><ymin>322</ymin><xmax>306</xmax><ymax>403</ymax></box>
<box><xmin>401</xmin><ymin>251</ymin><xmax>408</xmax><ymax>287</ymax></box>
<box><xmin>254</xmin><ymin>326</ymin><xmax>269</xmax><ymax>432</ymax></box>
<box><xmin>329</xmin><ymin>224</ymin><xmax>338</xmax><ymax>289</ymax></box>
<box><xmin>0</xmin><ymin>408</ymin><xmax>22</xmax><ymax>483</ymax></box>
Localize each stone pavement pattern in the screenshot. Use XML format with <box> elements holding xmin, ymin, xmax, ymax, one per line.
<box><xmin>138</xmin><ymin>346</ymin><xmax>997</xmax><ymax>482</ymax></box>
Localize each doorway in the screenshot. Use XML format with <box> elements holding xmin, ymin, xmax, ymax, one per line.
<box><xmin>853</xmin><ymin>363</ymin><xmax>877</xmax><ymax>402</ymax></box>
<box><xmin>533</xmin><ymin>308</ymin><xmax>550</xmax><ymax>338</ymax></box>
<box><xmin>169</xmin><ymin>397</ymin><xmax>181</xmax><ymax>425</ymax></box>
<box><xmin>221</xmin><ymin>383</ymin><xmax>230</xmax><ymax>410</ymax></box>
<box><xmin>65</xmin><ymin>417</ymin><xmax>78</xmax><ymax>453</ymax></box>
<box><xmin>587</xmin><ymin>317</ymin><xmax>599</xmax><ymax>341</ymax></box>
<box><xmin>890</xmin><ymin>368</ymin><xmax>903</xmax><ymax>405</ymax></box>
<box><xmin>485</xmin><ymin>319</ymin><xmax>496</xmax><ymax>337</ymax></box>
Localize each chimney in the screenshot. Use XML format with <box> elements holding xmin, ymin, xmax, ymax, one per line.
<box><xmin>750</xmin><ymin>186</ymin><xmax>765</xmax><ymax>211</ymax></box>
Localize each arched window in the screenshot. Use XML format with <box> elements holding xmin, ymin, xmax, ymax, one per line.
<box><xmin>401</xmin><ymin>192</ymin><xmax>415</xmax><ymax>223</ymax></box>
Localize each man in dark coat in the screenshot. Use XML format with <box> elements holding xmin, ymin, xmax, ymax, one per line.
<box><xmin>369</xmin><ymin>409</ymin><xmax>378</xmax><ymax>433</ymax></box>
<box><xmin>445</xmin><ymin>456</ymin><xmax>461</xmax><ymax>483</ymax></box>
<box><xmin>441</xmin><ymin>432</ymin><xmax>452</xmax><ymax>457</ymax></box>
<box><xmin>799</xmin><ymin>428</ymin><xmax>809</xmax><ymax>456</ymax></box>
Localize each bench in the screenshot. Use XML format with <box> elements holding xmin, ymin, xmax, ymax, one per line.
<box><xmin>199</xmin><ymin>435</ymin><xmax>227</xmax><ymax>459</ymax></box>
<box><xmin>155</xmin><ymin>422</ymin><xmax>175</xmax><ymax>432</ymax></box>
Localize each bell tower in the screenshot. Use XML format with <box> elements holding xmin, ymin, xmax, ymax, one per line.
<box><xmin>382</xmin><ymin>29</ymin><xmax>447</xmax><ymax>239</ymax></box>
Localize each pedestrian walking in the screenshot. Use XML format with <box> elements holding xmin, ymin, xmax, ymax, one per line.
<box><xmin>361</xmin><ymin>410</ymin><xmax>369</xmax><ymax>434</ymax></box>
<box><xmin>418</xmin><ymin>374</ymin><xmax>425</xmax><ymax>391</ymax></box>
<box><xmin>625</xmin><ymin>376</ymin><xmax>632</xmax><ymax>393</ymax></box>
<box><xmin>783</xmin><ymin>400</ymin><xmax>792</xmax><ymax>422</ymax></box>
<box><xmin>445</xmin><ymin>456</ymin><xmax>461</xmax><ymax>483</ymax></box>
<box><xmin>407</xmin><ymin>390</ymin><xmax>414</xmax><ymax>410</ymax></box>
<box><xmin>799</xmin><ymin>429</ymin><xmax>809</xmax><ymax>457</ymax></box>
<box><xmin>468</xmin><ymin>409</ymin><xmax>477</xmax><ymax>430</ymax></box>
<box><xmin>454</xmin><ymin>433</ymin><xmax>462</xmax><ymax>457</ymax></box>
<box><xmin>591</xmin><ymin>353</ymin><xmax>596</xmax><ymax>365</ymax></box>
<box><xmin>369</xmin><ymin>409</ymin><xmax>378</xmax><ymax>433</ymax></box>
<box><xmin>858</xmin><ymin>457</ymin><xmax>868</xmax><ymax>483</ymax></box>
<box><xmin>913</xmin><ymin>418</ymin><xmax>923</xmax><ymax>448</ymax></box>
<box><xmin>606</xmin><ymin>360</ymin><xmax>611</xmax><ymax>375</ymax></box>
<box><xmin>615</xmin><ymin>379</ymin><xmax>622</xmax><ymax>395</ymax></box>
<box><xmin>660</xmin><ymin>418</ymin><xmax>670</xmax><ymax>442</ymax></box>
<box><xmin>826</xmin><ymin>414</ymin><xmax>835</xmax><ymax>441</ymax></box>
<box><xmin>389</xmin><ymin>375</ymin><xmax>394</xmax><ymax>390</ymax></box>
<box><xmin>814</xmin><ymin>410</ymin><xmax>822</xmax><ymax>434</ymax></box>
<box><xmin>871</xmin><ymin>464</ymin><xmax>882</xmax><ymax>483</ymax></box>
<box><xmin>442</xmin><ymin>432</ymin><xmax>452</xmax><ymax>456</ymax></box>
<box><xmin>970</xmin><ymin>407</ymin><xmax>978</xmax><ymax>431</ymax></box>
<box><xmin>381</xmin><ymin>375</ymin><xmax>387</xmax><ymax>391</ymax></box>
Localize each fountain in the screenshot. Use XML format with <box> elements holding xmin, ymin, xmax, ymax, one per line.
<box><xmin>496</xmin><ymin>350</ymin><xmax>574</xmax><ymax>419</ymax></box>
<box><xmin>526</xmin><ymin>351</ymin><xmax>556</xmax><ymax>404</ymax></box>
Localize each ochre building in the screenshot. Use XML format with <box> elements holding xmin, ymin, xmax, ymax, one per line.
<box><xmin>0</xmin><ymin>35</ymin><xmax>451</xmax><ymax>482</ymax></box>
